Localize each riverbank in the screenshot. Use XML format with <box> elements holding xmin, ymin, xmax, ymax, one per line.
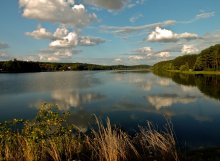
<box><xmin>167</xmin><ymin>70</ymin><xmax>220</xmax><ymax>75</ymax></box>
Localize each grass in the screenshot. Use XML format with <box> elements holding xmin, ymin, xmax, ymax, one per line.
<box><xmin>168</xmin><ymin>70</ymin><xmax>220</xmax><ymax>75</ymax></box>
<box><xmin>3</xmin><ymin>103</ymin><xmax>214</xmax><ymax>161</ymax></box>
<box><xmin>88</xmin><ymin>116</ymin><xmax>139</xmax><ymax>161</ymax></box>
<box><xmin>138</xmin><ymin>121</ymin><xmax>179</xmax><ymax>161</ymax></box>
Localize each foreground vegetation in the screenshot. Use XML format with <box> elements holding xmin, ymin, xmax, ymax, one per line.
<box><xmin>0</xmin><ymin>59</ymin><xmax>150</xmax><ymax>73</ymax></box>
<box><xmin>0</xmin><ymin>103</ymin><xmax>178</xmax><ymax>161</ymax></box>
<box><xmin>1</xmin><ymin>103</ymin><xmax>218</xmax><ymax>161</ymax></box>
<box><xmin>153</xmin><ymin>44</ymin><xmax>220</xmax><ymax>73</ymax></box>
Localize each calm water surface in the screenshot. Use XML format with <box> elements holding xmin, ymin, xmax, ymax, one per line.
<box><xmin>1</xmin><ymin>71</ymin><xmax>220</xmax><ymax>149</ymax></box>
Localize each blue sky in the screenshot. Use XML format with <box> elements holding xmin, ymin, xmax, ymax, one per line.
<box><xmin>0</xmin><ymin>0</ymin><xmax>220</xmax><ymax>65</ymax></box>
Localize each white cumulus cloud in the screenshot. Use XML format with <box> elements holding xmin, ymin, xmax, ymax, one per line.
<box><xmin>53</xmin><ymin>49</ymin><xmax>73</xmax><ymax>57</ymax></box>
<box><xmin>84</xmin><ymin>0</ymin><xmax>127</xmax><ymax>10</ymax></box>
<box><xmin>134</xmin><ymin>47</ymin><xmax>153</xmax><ymax>57</ymax></box>
<box><xmin>157</xmin><ymin>52</ymin><xmax>170</xmax><ymax>58</ymax></box>
<box><xmin>148</xmin><ymin>27</ymin><xmax>198</xmax><ymax>42</ymax></box>
<box><xmin>37</xmin><ymin>48</ymin><xmax>81</xmax><ymax>62</ymax></box>
<box><xmin>26</xmin><ymin>26</ymin><xmax>53</xmax><ymax>39</ymax></box>
<box><xmin>19</xmin><ymin>0</ymin><xmax>97</xmax><ymax>28</ymax></box>
<box><xmin>53</xmin><ymin>27</ymin><xmax>69</xmax><ymax>39</ymax></box>
<box><xmin>26</xmin><ymin>26</ymin><xmax>106</xmax><ymax>49</ymax></box>
<box><xmin>49</xmin><ymin>32</ymin><xmax>78</xmax><ymax>48</ymax></box>
<box><xmin>181</xmin><ymin>45</ymin><xmax>199</xmax><ymax>54</ymax></box>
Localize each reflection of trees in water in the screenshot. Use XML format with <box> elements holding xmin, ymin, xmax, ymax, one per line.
<box><xmin>195</xmin><ymin>75</ymin><xmax>220</xmax><ymax>100</ymax></box>
<box><xmin>153</xmin><ymin>71</ymin><xmax>220</xmax><ymax>100</ymax></box>
<box><xmin>153</xmin><ymin>70</ymin><xmax>196</xmax><ymax>86</ymax></box>
<box><xmin>172</xmin><ymin>74</ymin><xmax>196</xmax><ymax>86</ymax></box>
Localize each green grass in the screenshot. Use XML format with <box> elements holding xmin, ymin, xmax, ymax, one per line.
<box><xmin>168</xmin><ymin>70</ymin><xmax>220</xmax><ymax>75</ymax></box>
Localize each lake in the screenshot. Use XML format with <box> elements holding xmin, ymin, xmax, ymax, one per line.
<box><xmin>1</xmin><ymin>71</ymin><xmax>220</xmax><ymax>149</ymax></box>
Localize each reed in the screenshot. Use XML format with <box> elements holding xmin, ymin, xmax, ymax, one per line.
<box><xmin>138</xmin><ymin>120</ymin><xmax>179</xmax><ymax>161</ymax></box>
<box><xmin>88</xmin><ymin>116</ymin><xmax>139</xmax><ymax>161</ymax></box>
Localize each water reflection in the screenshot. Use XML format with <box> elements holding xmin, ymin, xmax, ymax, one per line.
<box><xmin>112</xmin><ymin>71</ymin><xmax>155</xmax><ymax>91</ymax></box>
<box><xmin>157</xmin><ymin>78</ymin><xmax>171</xmax><ymax>87</ymax></box>
<box><xmin>195</xmin><ymin>75</ymin><xmax>220</xmax><ymax>100</ymax></box>
<box><xmin>68</xmin><ymin>110</ymin><xmax>93</xmax><ymax>133</ymax></box>
<box><xmin>153</xmin><ymin>70</ymin><xmax>220</xmax><ymax>100</ymax></box>
<box><xmin>51</xmin><ymin>90</ymin><xmax>104</xmax><ymax>110</ymax></box>
<box><xmin>0</xmin><ymin>71</ymin><xmax>101</xmax><ymax>95</ymax></box>
<box><xmin>147</xmin><ymin>94</ymin><xmax>196</xmax><ymax>110</ymax></box>
<box><xmin>1</xmin><ymin>71</ymin><xmax>220</xmax><ymax>148</ymax></box>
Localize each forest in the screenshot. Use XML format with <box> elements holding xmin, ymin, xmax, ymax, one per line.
<box><xmin>0</xmin><ymin>59</ymin><xmax>150</xmax><ymax>73</ymax></box>
<box><xmin>153</xmin><ymin>44</ymin><xmax>220</xmax><ymax>72</ymax></box>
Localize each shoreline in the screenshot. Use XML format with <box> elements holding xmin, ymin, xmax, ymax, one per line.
<box><xmin>0</xmin><ymin>68</ymin><xmax>152</xmax><ymax>74</ymax></box>
<box><xmin>167</xmin><ymin>70</ymin><xmax>220</xmax><ymax>75</ymax></box>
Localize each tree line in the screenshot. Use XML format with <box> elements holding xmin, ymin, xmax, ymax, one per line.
<box><xmin>0</xmin><ymin>59</ymin><xmax>41</xmax><ymax>73</ymax></box>
<box><xmin>0</xmin><ymin>59</ymin><xmax>150</xmax><ymax>73</ymax></box>
<box><xmin>153</xmin><ymin>44</ymin><xmax>220</xmax><ymax>72</ymax></box>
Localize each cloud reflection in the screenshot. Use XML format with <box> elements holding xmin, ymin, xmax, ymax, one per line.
<box><xmin>157</xmin><ymin>78</ymin><xmax>171</xmax><ymax>87</ymax></box>
<box><xmin>112</xmin><ymin>72</ymin><xmax>173</xmax><ymax>92</ymax></box>
<box><xmin>52</xmin><ymin>90</ymin><xmax>104</xmax><ymax>110</ymax></box>
<box><xmin>147</xmin><ymin>94</ymin><xmax>196</xmax><ymax>110</ymax></box>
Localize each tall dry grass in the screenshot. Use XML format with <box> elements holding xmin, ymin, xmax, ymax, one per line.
<box><xmin>138</xmin><ymin>120</ymin><xmax>179</xmax><ymax>161</ymax></box>
<box><xmin>0</xmin><ymin>132</ymin><xmax>82</xmax><ymax>161</ymax></box>
<box><xmin>18</xmin><ymin>136</ymin><xmax>41</xmax><ymax>161</ymax></box>
<box><xmin>88</xmin><ymin>116</ymin><xmax>139</xmax><ymax>161</ymax></box>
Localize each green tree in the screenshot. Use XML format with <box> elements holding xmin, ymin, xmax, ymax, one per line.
<box><xmin>180</xmin><ymin>63</ymin><xmax>189</xmax><ymax>71</ymax></box>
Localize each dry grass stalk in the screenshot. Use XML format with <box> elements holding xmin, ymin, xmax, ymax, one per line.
<box><xmin>0</xmin><ymin>144</ymin><xmax>3</xmax><ymax>160</ymax></box>
<box><xmin>19</xmin><ymin>138</ymin><xmax>35</xmax><ymax>161</ymax></box>
<box><xmin>139</xmin><ymin>120</ymin><xmax>179</xmax><ymax>161</ymax></box>
<box><xmin>2</xmin><ymin>134</ymin><xmax>23</xmax><ymax>161</ymax></box>
<box><xmin>47</xmin><ymin>138</ymin><xmax>62</xmax><ymax>161</ymax></box>
<box><xmin>89</xmin><ymin>116</ymin><xmax>138</xmax><ymax>161</ymax></box>
<box><xmin>62</xmin><ymin>135</ymin><xmax>82</xmax><ymax>160</ymax></box>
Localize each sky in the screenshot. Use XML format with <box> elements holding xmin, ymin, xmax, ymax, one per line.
<box><xmin>0</xmin><ymin>0</ymin><xmax>220</xmax><ymax>65</ymax></box>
